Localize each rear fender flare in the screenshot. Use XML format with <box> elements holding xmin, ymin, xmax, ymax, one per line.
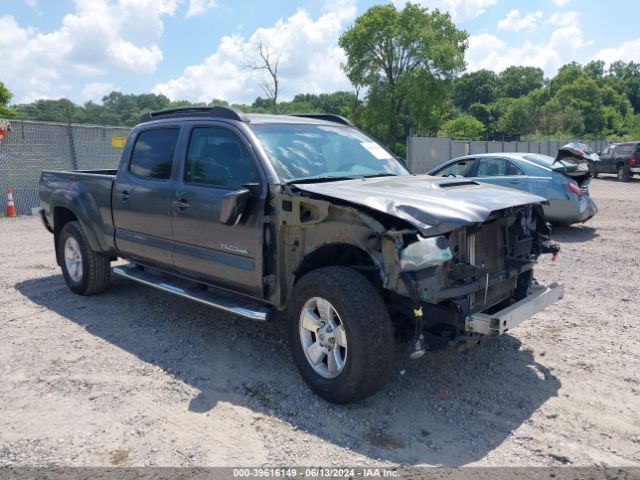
<box><xmin>51</xmin><ymin>188</ymin><xmax>105</xmax><ymax>254</ymax></box>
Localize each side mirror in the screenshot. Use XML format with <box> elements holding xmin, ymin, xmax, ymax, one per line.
<box><xmin>242</xmin><ymin>182</ymin><xmax>262</xmax><ymax>196</ymax></box>
<box><xmin>219</xmin><ymin>188</ymin><xmax>250</xmax><ymax>225</ymax></box>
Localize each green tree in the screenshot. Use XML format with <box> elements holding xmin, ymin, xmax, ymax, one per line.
<box><xmin>99</xmin><ymin>91</ymin><xmax>171</xmax><ymax>125</ymax></box>
<box><xmin>498</xmin><ymin>66</ymin><xmax>544</xmax><ymax>98</ymax></box>
<box><xmin>407</xmin><ymin>70</ymin><xmax>455</xmax><ymax>134</ymax></box>
<box><xmin>496</xmin><ymin>96</ymin><xmax>536</xmax><ymax>136</ymax></box>
<box><xmin>608</xmin><ymin>60</ymin><xmax>640</xmax><ymax>113</ymax></box>
<box><xmin>171</xmin><ymin>100</ymin><xmax>196</xmax><ymax>108</ymax></box>
<box><xmin>339</xmin><ymin>2</ymin><xmax>467</xmax><ymax>146</ymax></box>
<box><xmin>550</xmin><ymin>62</ymin><xmax>583</xmax><ymax>96</ymax></box>
<box><xmin>583</xmin><ymin>60</ymin><xmax>605</xmax><ymax>81</ymax></box>
<box><xmin>208</xmin><ymin>98</ymin><xmax>230</xmax><ymax>107</ymax></box>
<box><xmin>0</xmin><ymin>81</ymin><xmax>15</xmax><ymax>117</ymax></box>
<box><xmin>438</xmin><ymin>114</ymin><xmax>484</xmax><ymax>140</ymax></box>
<box><xmin>468</xmin><ymin>102</ymin><xmax>493</xmax><ymax>126</ymax></box>
<box><xmin>541</xmin><ymin>100</ymin><xmax>584</xmax><ymax>136</ymax></box>
<box><xmin>453</xmin><ymin>69</ymin><xmax>498</xmax><ymax>110</ymax></box>
<box><xmin>626</xmin><ymin>114</ymin><xmax>640</xmax><ymax>139</ymax></box>
<box><xmin>14</xmin><ymin>98</ymin><xmax>81</xmax><ymax>123</ymax></box>
<box><xmin>554</xmin><ymin>76</ymin><xmax>604</xmax><ymax>135</ymax></box>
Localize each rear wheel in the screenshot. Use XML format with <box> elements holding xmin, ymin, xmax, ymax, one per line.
<box><xmin>289</xmin><ymin>267</ymin><xmax>394</xmax><ymax>403</ymax></box>
<box><xmin>617</xmin><ymin>166</ymin><xmax>630</xmax><ymax>182</ymax></box>
<box><xmin>58</xmin><ymin>221</ymin><xmax>111</xmax><ymax>295</ymax></box>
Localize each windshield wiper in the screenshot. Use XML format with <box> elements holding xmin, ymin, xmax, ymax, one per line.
<box><xmin>285</xmin><ymin>175</ymin><xmax>364</xmax><ymax>185</ymax></box>
<box><xmin>286</xmin><ymin>173</ymin><xmax>398</xmax><ymax>185</ymax></box>
<box><xmin>361</xmin><ymin>173</ymin><xmax>398</xmax><ymax>178</ymax></box>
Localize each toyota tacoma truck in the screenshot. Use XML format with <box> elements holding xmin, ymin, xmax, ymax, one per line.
<box><xmin>39</xmin><ymin>107</ymin><xmax>563</xmax><ymax>403</ymax></box>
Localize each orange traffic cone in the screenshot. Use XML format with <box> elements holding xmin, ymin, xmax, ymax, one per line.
<box><xmin>6</xmin><ymin>188</ymin><xmax>16</xmax><ymax>217</ymax></box>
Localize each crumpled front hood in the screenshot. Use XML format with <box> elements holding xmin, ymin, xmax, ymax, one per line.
<box><xmin>293</xmin><ymin>175</ymin><xmax>547</xmax><ymax>235</ymax></box>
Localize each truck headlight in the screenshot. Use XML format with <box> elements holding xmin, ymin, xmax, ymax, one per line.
<box><xmin>400</xmin><ymin>235</ymin><xmax>452</xmax><ymax>272</ymax></box>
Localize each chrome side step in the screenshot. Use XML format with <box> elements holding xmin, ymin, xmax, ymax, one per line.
<box><xmin>112</xmin><ymin>265</ymin><xmax>270</xmax><ymax>321</ymax></box>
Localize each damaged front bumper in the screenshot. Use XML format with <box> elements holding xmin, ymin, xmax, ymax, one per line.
<box><xmin>464</xmin><ymin>282</ymin><xmax>564</xmax><ymax>336</ymax></box>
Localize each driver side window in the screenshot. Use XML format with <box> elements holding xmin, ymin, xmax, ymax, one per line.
<box><xmin>185</xmin><ymin>127</ymin><xmax>258</xmax><ymax>189</ymax></box>
<box><xmin>436</xmin><ymin>158</ymin><xmax>475</xmax><ymax>177</ymax></box>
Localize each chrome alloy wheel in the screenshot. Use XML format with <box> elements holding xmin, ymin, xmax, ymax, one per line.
<box><xmin>64</xmin><ymin>236</ymin><xmax>83</xmax><ymax>282</ymax></box>
<box><xmin>299</xmin><ymin>296</ymin><xmax>348</xmax><ymax>378</ymax></box>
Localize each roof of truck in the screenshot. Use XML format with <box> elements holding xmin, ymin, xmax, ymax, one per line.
<box><xmin>138</xmin><ymin>106</ymin><xmax>353</xmax><ymax>127</ymax></box>
<box><xmin>246</xmin><ymin>113</ymin><xmax>347</xmax><ymax>125</ymax></box>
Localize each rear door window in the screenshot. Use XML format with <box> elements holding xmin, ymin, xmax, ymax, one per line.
<box><xmin>616</xmin><ymin>145</ymin><xmax>634</xmax><ymax>155</ymax></box>
<box><xmin>476</xmin><ymin>158</ymin><xmax>525</xmax><ymax>176</ymax></box>
<box><xmin>129</xmin><ymin>128</ymin><xmax>179</xmax><ymax>180</ymax></box>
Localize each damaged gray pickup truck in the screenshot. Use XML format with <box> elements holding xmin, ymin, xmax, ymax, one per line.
<box><xmin>39</xmin><ymin>107</ymin><xmax>563</xmax><ymax>403</ymax></box>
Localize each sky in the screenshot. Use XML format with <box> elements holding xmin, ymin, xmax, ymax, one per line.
<box><xmin>1</xmin><ymin>0</ymin><xmax>638</xmax><ymax>105</ymax></box>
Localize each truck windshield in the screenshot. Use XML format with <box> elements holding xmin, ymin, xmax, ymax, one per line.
<box><xmin>250</xmin><ymin>123</ymin><xmax>408</xmax><ymax>182</ymax></box>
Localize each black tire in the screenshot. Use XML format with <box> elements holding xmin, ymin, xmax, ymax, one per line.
<box><xmin>617</xmin><ymin>165</ymin><xmax>630</xmax><ymax>182</ymax></box>
<box><xmin>289</xmin><ymin>267</ymin><xmax>394</xmax><ymax>403</ymax></box>
<box><xmin>589</xmin><ymin>164</ymin><xmax>598</xmax><ymax>178</ymax></box>
<box><xmin>58</xmin><ymin>221</ymin><xmax>111</xmax><ymax>295</ymax></box>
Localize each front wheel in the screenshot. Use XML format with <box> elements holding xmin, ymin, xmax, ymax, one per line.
<box><xmin>58</xmin><ymin>221</ymin><xmax>111</xmax><ymax>295</ymax></box>
<box><xmin>289</xmin><ymin>267</ymin><xmax>394</xmax><ymax>403</ymax></box>
<box><xmin>589</xmin><ymin>164</ymin><xmax>598</xmax><ymax>178</ymax></box>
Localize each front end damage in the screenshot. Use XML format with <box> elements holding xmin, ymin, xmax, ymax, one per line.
<box><xmin>391</xmin><ymin>204</ymin><xmax>563</xmax><ymax>355</ymax></box>
<box><xmin>267</xmin><ymin>177</ymin><xmax>563</xmax><ymax>357</ymax></box>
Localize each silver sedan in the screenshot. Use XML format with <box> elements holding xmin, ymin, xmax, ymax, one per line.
<box><xmin>428</xmin><ymin>151</ymin><xmax>598</xmax><ymax>225</ymax></box>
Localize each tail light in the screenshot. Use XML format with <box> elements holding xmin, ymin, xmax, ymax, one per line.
<box><xmin>630</xmin><ymin>153</ymin><xmax>637</xmax><ymax>168</ymax></box>
<box><xmin>567</xmin><ymin>180</ymin><xmax>581</xmax><ymax>197</ymax></box>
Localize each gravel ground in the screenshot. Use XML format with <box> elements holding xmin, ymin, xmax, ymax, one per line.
<box><xmin>1</xmin><ymin>177</ymin><xmax>639</xmax><ymax>467</ymax></box>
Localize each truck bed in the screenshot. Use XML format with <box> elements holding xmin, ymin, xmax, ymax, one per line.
<box><xmin>39</xmin><ymin>169</ymin><xmax>118</xmax><ymax>255</ymax></box>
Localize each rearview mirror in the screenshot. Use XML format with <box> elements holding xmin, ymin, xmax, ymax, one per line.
<box><xmin>219</xmin><ymin>188</ymin><xmax>250</xmax><ymax>225</ymax></box>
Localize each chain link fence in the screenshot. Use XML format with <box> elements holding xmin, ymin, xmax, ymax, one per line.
<box><xmin>0</xmin><ymin>119</ymin><xmax>130</xmax><ymax>215</ymax></box>
<box><xmin>407</xmin><ymin>136</ymin><xmax>609</xmax><ymax>174</ymax></box>
<box><xmin>0</xmin><ymin>120</ymin><xmax>612</xmax><ymax>215</ymax></box>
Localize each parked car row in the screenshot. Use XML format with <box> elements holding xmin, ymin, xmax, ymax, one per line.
<box><xmin>428</xmin><ymin>145</ymin><xmax>598</xmax><ymax>225</ymax></box>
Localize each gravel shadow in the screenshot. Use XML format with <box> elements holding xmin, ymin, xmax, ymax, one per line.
<box><xmin>551</xmin><ymin>225</ymin><xmax>599</xmax><ymax>243</ymax></box>
<box><xmin>16</xmin><ymin>273</ymin><xmax>561</xmax><ymax>466</ymax></box>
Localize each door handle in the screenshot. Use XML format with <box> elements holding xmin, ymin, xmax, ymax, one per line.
<box><xmin>172</xmin><ymin>199</ymin><xmax>191</xmax><ymax>209</ymax></box>
<box><xmin>509</xmin><ymin>179</ymin><xmax>523</xmax><ymax>184</ymax></box>
<box><xmin>119</xmin><ymin>190</ymin><xmax>130</xmax><ymax>200</ymax></box>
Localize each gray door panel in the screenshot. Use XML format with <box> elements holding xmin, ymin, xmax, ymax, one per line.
<box><xmin>113</xmin><ymin>127</ymin><xmax>180</xmax><ymax>269</ymax></box>
<box><xmin>601</xmin><ymin>146</ymin><xmax>615</xmax><ymax>173</ymax></box>
<box><xmin>171</xmin><ymin>185</ymin><xmax>264</xmax><ymax>294</ymax></box>
<box><xmin>171</xmin><ymin>125</ymin><xmax>265</xmax><ymax>296</ymax></box>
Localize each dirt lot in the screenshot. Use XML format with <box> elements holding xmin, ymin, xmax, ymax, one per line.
<box><xmin>1</xmin><ymin>177</ymin><xmax>640</xmax><ymax>467</ymax></box>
